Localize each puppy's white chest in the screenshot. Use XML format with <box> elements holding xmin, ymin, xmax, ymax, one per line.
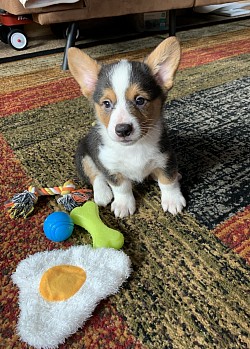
<box><xmin>99</xmin><ymin>142</ymin><xmax>166</xmax><ymax>182</ymax></box>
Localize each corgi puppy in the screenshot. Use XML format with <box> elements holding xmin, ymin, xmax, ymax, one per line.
<box><xmin>68</xmin><ymin>37</ymin><xmax>186</xmax><ymax>218</ymax></box>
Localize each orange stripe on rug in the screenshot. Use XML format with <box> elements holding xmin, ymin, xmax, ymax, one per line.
<box><xmin>180</xmin><ymin>38</ymin><xmax>250</xmax><ymax>69</ymax></box>
<box><xmin>0</xmin><ymin>77</ymin><xmax>80</xmax><ymax>117</ymax></box>
<box><xmin>212</xmin><ymin>206</ymin><xmax>250</xmax><ymax>264</ymax></box>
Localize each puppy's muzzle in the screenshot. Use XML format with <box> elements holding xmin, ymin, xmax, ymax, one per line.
<box><xmin>115</xmin><ymin>123</ymin><xmax>133</xmax><ymax>138</ymax></box>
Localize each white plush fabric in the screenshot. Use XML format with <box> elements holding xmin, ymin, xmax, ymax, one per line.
<box><xmin>19</xmin><ymin>0</ymin><xmax>79</xmax><ymax>9</ymax></box>
<box><xmin>12</xmin><ymin>245</ymin><xmax>131</xmax><ymax>349</ymax></box>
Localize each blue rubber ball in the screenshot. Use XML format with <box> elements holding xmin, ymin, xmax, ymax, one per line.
<box><xmin>43</xmin><ymin>212</ymin><xmax>74</xmax><ymax>242</ymax></box>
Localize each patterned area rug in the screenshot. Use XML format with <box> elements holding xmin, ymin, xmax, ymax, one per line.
<box><xmin>166</xmin><ymin>77</ymin><xmax>250</xmax><ymax>229</ymax></box>
<box><xmin>1</xmin><ymin>19</ymin><xmax>250</xmax><ymax>349</ymax></box>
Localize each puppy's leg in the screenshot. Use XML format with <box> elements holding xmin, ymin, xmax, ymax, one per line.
<box><xmin>152</xmin><ymin>168</ymin><xmax>186</xmax><ymax>215</ymax></box>
<box><xmin>81</xmin><ymin>156</ymin><xmax>113</xmax><ymax>206</ymax></box>
<box><xmin>93</xmin><ymin>174</ymin><xmax>114</xmax><ymax>207</ymax></box>
<box><xmin>109</xmin><ymin>178</ymin><xmax>136</xmax><ymax>218</ymax></box>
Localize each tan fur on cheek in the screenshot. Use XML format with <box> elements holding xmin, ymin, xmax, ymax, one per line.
<box><xmin>126</xmin><ymin>84</ymin><xmax>162</xmax><ymax>131</ymax></box>
<box><xmin>94</xmin><ymin>103</ymin><xmax>110</xmax><ymax>128</ymax></box>
<box><xmin>145</xmin><ymin>98</ymin><xmax>162</xmax><ymax>126</ymax></box>
<box><xmin>129</xmin><ymin>97</ymin><xmax>162</xmax><ymax>135</ymax></box>
<box><xmin>94</xmin><ymin>88</ymin><xmax>117</xmax><ymax>128</ymax></box>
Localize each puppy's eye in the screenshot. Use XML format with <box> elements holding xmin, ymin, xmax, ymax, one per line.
<box><xmin>135</xmin><ymin>96</ymin><xmax>146</xmax><ymax>107</ymax></box>
<box><xmin>102</xmin><ymin>100</ymin><xmax>113</xmax><ymax>110</ymax></box>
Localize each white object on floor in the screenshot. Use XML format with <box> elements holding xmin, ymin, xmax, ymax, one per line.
<box><xmin>12</xmin><ymin>245</ymin><xmax>131</xmax><ymax>349</ymax></box>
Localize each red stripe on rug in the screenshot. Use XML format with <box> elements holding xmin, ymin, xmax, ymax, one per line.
<box><xmin>0</xmin><ymin>77</ymin><xmax>81</xmax><ymax>117</ymax></box>
<box><xmin>180</xmin><ymin>38</ymin><xmax>250</xmax><ymax>69</ymax></box>
<box><xmin>60</xmin><ymin>300</ymin><xmax>146</xmax><ymax>349</ymax></box>
<box><xmin>1</xmin><ymin>37</ymin><xmax>249</xmax><ymax>117</ymax></box>
<box><xmin>212</xmin><ymin>206</ymin><xmax>250</xmax><ymax>264</ymax></box>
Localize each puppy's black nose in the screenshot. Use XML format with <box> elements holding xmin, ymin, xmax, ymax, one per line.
<box><xmin>115</xmin><ymin>123</ymin><xmax>133</xmax><ymax>137</ymax></box>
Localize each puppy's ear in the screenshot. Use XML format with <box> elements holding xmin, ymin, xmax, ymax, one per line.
<box><xmin>68</xmin><ymin>47</ymin><xmax>101</xmax><ymax>99</ymax></box>
<box><xmin>145</xmin><ymin>36</ymin><xmax>181</xmax><ymax>91</ymax></box>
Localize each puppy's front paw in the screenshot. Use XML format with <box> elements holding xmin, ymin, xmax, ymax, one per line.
<box><xmin>111</xmin><ymin>195</ymin><xmax>136</xmax><ymax>218</ymax></box>
<box><xmin>93</xmin><ymin>178</ymin><xmax>113</xmax><ymax>206</ymax></box>
<box><xmin>162</xmin><ymin>191</ymin><xmax>186</xmax><ymax>215</ymax></box>
<box><xmin>160</xmin><ymin>180</ymin><xmax>186</xmax><ymax>215</ymax></box>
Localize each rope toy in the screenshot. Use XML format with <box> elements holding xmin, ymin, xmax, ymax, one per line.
<box><xmin>4</xmin><ymin>180</ymin><xmax>92</xmax><ymax>219</ymax></box>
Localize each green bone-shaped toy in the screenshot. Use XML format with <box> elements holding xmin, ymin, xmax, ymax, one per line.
<box><xmin>70</xmin><ymin>201</ymin><xmax>124</xmax><ymax>249</ymax></box>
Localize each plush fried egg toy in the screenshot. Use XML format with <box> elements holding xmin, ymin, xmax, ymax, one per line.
<box><xmin>12</xmin><ymin>245</ymin><xmax>131</xmax><ymax>349</ymax></box>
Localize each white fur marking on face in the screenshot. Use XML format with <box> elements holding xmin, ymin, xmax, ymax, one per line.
<box><xmin>110</xmin><ymin>60</ymin><xmax>131</xmax><ymax>108</ymax></box>
<box><xmin>107</xmin><ymin>60</ymin><xmax>141</xmax><ymax>142</ymax></box>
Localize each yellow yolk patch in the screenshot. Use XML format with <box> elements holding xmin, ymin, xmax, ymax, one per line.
<box><xmin>39</xmin><ymin>265</ymin><xmax>86</xmax><ymax>302</ymax></box>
